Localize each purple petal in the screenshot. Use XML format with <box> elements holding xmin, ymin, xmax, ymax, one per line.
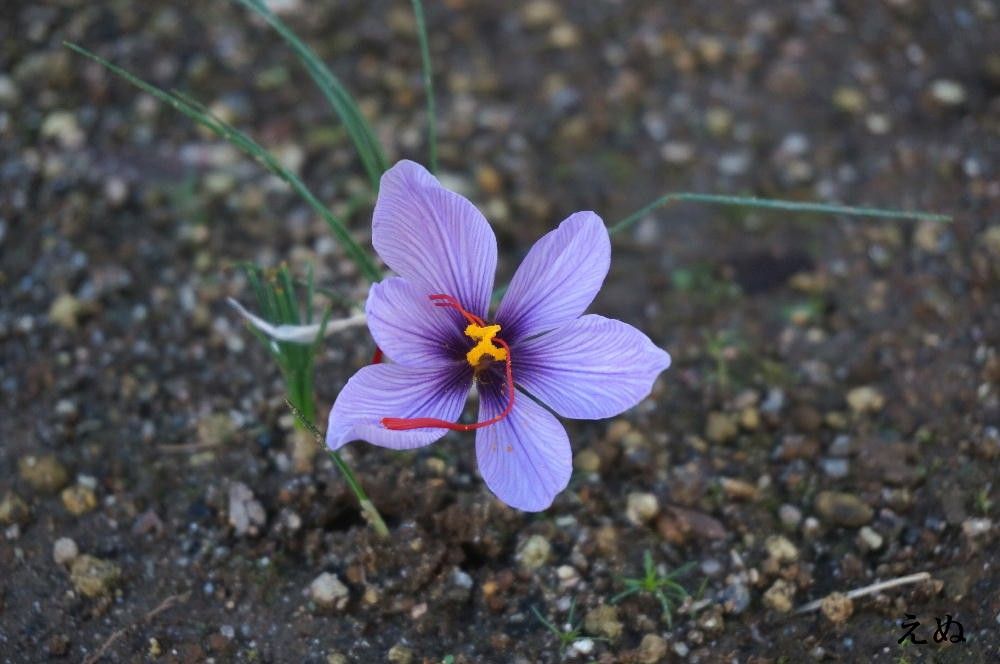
<box><xmin>326</xmin><ymin>363</ymin><xmax>470</xmax><ymax>451</ymax></box>
<box><xmin>475</xmin><ymin>381</ymin><xmax>572</xmax><ymax>511</ymax></box>
<box><xmin>373</xmin><ymin>160</ymin><xmax>497</xmax><ymax>319</ymax></box>
<box><xmin>366</xmin><ymin>277</ymin><xmax>466</xmax><ymax>367</ymax></box>
<box><xmin>514</xmin><ymin>314</ymin><xmax>671</xmax><ymax>419</ymax></box>
<box><xmin>496</xmin><ymin>211</ymin><xmax>610</xmax><ymax>343</ymax></box>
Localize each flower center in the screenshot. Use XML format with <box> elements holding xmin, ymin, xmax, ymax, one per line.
<box><xmin>464</xmin><ymin>322</ymin><xmax>507</xmax><ymax>369</ymax></box>
<box><xmin>380</xmin><ymin>293</ymin><xmax>515</xmax><ymax>432</ymax></box>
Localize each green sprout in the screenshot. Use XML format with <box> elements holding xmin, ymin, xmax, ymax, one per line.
<box><xmin>610</xmin><ymin>551</ymin><xmax>696</xmax><ymax>628</ymax></box>
<box><xmin>531</xmin><ymin>598</ymin><xmax>605</xmax><ymax>655</ymax></box>
<box><xmin>704</xmin><ymin>329</ymin><xmax>745</xmax><ymax>394</ymax></box>
<box><xmin>243</xmin><ymin>264</ymin><xmax>328</xmax><ymax>425</ymax></box>
<box><xmin>241</xmin><ymin>264</ymin><xmax>389</xmax><ymax>538</ymax></box>
<box><xmin>974</xmin><ymin>485</ymin><xmax>993</xmax><ymax>516</ymax></box>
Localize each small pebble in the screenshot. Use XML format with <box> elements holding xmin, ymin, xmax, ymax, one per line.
<box><xmin>69</xmin><ymin>555</ymin><xmax>121</xmax><ymax>598</ymax></box>
<box><xmin>661</xmin><ymin>141</ymin><xmax>694</xmax><ymax>165</ymax></box>
<box><xmin>828</xmin><ymin>435</ymin><xmax>852</xmax><ymax>457</ymax></box>
<box><xmin>981</xmin><ymin>226</ymin><xmax>1000</xmax><ymax>258</ymax></box>
<box><xmin>475</xmin><ymin>165</ymin><xmax>503</xmax><ymax>195</ymax></box>
<box><xmin>569</xmin><ymin>638</ymin><xmax>594</xmax><ymax>656</ymax></box>
<box><xmin>549</xmin><ymin>22</ymin><xmax>581</xmax><ymax>48</ymax></box>
<box><xmin>517</xmin><ymin>534</ymin><xmax>551</xmax><ymax>570</ymax></box>
<box><xmin>199</xmin><ymin>413</ymin><xmax>238</xmax><ymax>447</ymax></box>
<box><xmin>556</xmin><ymin>564</ymin><xmax>580</xmax><ymax>587</ymax></box>
<box><xmin>308</xmin><ymin>572</ymin><xmax>349</xmax><ymax>610</ymax></box>
<box><xmin>40</xmin><ymin>111</ymin><xmax>84</xmax><ymax>149</ymax></box>
<box><xmin>48</xmin><ymin>293</ymin><xmax>85</xmax><ymax>330</ymax></box>
<box><xmin>46</xmin><ymin>635</ymin><xmax>70</xmax><ymax>657</ymax></box>
<box><xmin>696</xmin><ymin>32</ymin><xmax>725</xmax><ymax>61</ymax></box>
<box><xmin>61</xmin><ymin>485</ymin><xmax>97</xmax><ymax>516</ymax></box>
<box><xmin>584</xmin><ymin>604</ymin><xmax>623</xmax><ymax>640</ymax></box>
<box><xmin>573</xmin><ymin>448</ymin><xmax>601</xmax><ymax>473</ymax></box>
<box><xmin>625</xmin><ymin>492</ymin><xmax>660</xmax><ymax>525</ymax></box>
<box><xmin>228</xmin><ymin>482</ymin><xmax>266</xmax><ymax>536</ymax></box>
<box><xmin>815</xmin><ymin>491</ymin><xmax>873</xmax><ymax>527</ymax></box>
<box><xmin>765</xmin><ymin>534</ymin><xmax>799</xmax><ymax>563</ymax></box>
<box><xmin>705</xmin><ymin>412</ymin><xmax>739</xmax><ymax>443</ymax></box>
<box><xmin>720</xmin><ymin>582</ymin><xmax>750</xmax><ymax>614</ymax></box>
<box><xmin>0</xmin><ymin>74</ymin><xmax>20</xmax><ymax>108</ymax></box>
<box><xmin>0</xmin><ymin>491</ymin><xmax>30</xmax><ymax>526</ymax></box>
<box><xmin>820</xmin><ymin>592</ymin><xmax>854</xmax><ymax>624</ymax></box>
<box><xmin>762</xmin><ymin>579</ymin><xmax>796</xmax><ymax>613</ymax></box>
<box><xmin>832</xmin><ymin>87</ymin><xmax>866</xmax><ymax>113</ymax></box>
<box><xmin>961</xmin><ymin>518</ymin><xmax>992</xmax><ymax>538</ymax></box>
<box><xmin>739</xmin><ymin>407</ymin><xmax>760</xmax><ymax>430</ymax></box>
<box><xmin>821</xmin><ymin>458</ymin><xmax>850</xmax><ymax>479</ymax></box>
<box><xmin>846</xmin><ymin>386</ymin><xmax>884</xmax><ymax>414</ymax></box>
<box><xmin>19</xmin><ymin>455</ymin><xmax>69</xmax><ymax>493</ymax></box>
<box><xmin>55</xmin><ymin>399</ymin><xmax>78</xmax><ymax>422</ymax></box>
<box><xmin>697</xmin><ymin>605</ymin><xmax>725</xmax><ymax>633</ymax></box>
<box><xmin>451</xmin><ymin>568</ymin><xmax>473</xmax><ymax>589</ymax></box>
<box><xmin>761</xmin><ymin>388</ymin><xmax>785</xmax><ymax>414</ymax></box>
<box><xmin>521</xmin><ymin>0</ymin><xmax>560</xmax><ymax>28</ymax></box>
<box><xmin>718</xmin><ymin>151</ymin><xmax>751</xmax><ymax>177</ymax></box>
<box><xmin>706</xmin><ymin>107</ymin><xmax>733</xmax><ymax>136</ymax></box>
<box><xmin>104</xmin><ymin>176</ymin><xmax>129</xmax><ymax>206</ymax></box>
<box><xmin>865</xmin><ymin>113</ymin><xmax>892</xmax><ymax>134</ymax></box>
<box><xmin>387</xmin><ymin>644</ymin><xmax>413</xmax><ymax>664</ymax></box>
<box><xmin>720</xmin><ymin>477</ymin><xmax>758</xmax><ymax>501</ymax></box>
<box><xmin>637</xmin><ymin>634</ymin><xmax>668</xmax><ymax>664</ymax></box>
<box><xmin>53</xmin><ymin>537</ymin><xmax>79</xmax><ymax>565</ymax></box>
<box><xmin>930</xmin><ymin>79</ymin><xmax>967</xmax><ymax>106</ymax></box>
<box><xmin>700</xmin><ymin>558</ymin><xmax>722</xmax><ymax>577</ymax></box>
<box><xmin>858</xmin><ymin>525</ymin><xmax>883</xmax><ymax>551</ymax></box>
<box><xmin>802</xmin><ymin>516</ymin><xmax>822</xmax><ymax>539</ymax></box>
<box><xmin>779</xmin><ymin>504</ymin><xmax>802</xmax><ymax>530</ymax></box>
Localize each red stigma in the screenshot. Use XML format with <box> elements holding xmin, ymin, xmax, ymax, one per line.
<box><xmin>429</xmin><ymin>293</ymin><xmax>485</xmax><ymax>326</ymax></box>
<box><xmin>381</xmin><ymin>294</ymin><xmax>515</xmax><ymax>432</ymax></box>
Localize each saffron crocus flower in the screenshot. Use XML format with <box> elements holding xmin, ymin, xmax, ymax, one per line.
<box><xmin>326</xmin><ymin>161</ymin><xmax>671</xmax><ymax>511</ymax></box>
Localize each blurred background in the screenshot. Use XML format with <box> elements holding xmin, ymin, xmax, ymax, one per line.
<box><xmin>1</xmin><ymin>1</ymin><xmax>997</xmax><ymax>662</ymax></box>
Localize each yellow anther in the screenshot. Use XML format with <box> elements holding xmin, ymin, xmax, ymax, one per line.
<box><xmin>464</xmin><ymin>323</ymin><xmax>507</xmax><ymax>367</ymax></box>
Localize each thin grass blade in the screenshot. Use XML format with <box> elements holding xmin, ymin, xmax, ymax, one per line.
<box><xmin>65</xmin><ymin>42</ymin><xmax>383</xmax><ymax>283</ymax></box>
<box><xmin>232</xmin><ymin>0</ymin><xmax>388</xmax><ymax>188</ymax></box>
<box><xmin>610</xmin><ymin>192</ymin><xmax>951</xmax><ymax>235</ymax></box>
<box><xmin>410</xmin><ymin>0</ymin><xmax>437</xmax><ymax>172</ymax></box>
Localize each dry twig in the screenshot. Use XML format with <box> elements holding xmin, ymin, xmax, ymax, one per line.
<box><xmin>83</xmin><ymin>592</ymin><xmax>190</xmax><ymax>664</ymax></box>
<box><xmin>794</xmin><ymin>572</ymin><xmax>932</xmax><ymax>615</ymax></box>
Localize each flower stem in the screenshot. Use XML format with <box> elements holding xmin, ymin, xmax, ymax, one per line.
<box><xmin>286</xmin><ymin>400</ymin><xmax>390</xmax><ymax>539</ymax></box>
<box><xmin>327</xmin><ymin>450</ymin><xmax>390</xmax><ymax>537</ymax></box>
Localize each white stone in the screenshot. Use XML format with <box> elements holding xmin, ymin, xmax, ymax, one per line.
<box><xmin>570</xmin><ymin>638</ymin><xmax>594</xmax><ymax>656</ymax></box>
<box><xmin>626</xmin><ymin>492</ymin><xmax>660</xmax><ymax>525</ymax></box>
<box><xmin>53</xmin><ymin>537</ymin><xmax>79</xmax><ymax>565</ymax></box>
<box><xmin>308</xmin><ymin>572</ymin><xmax>349</xmax><ymax>610</ymax></box>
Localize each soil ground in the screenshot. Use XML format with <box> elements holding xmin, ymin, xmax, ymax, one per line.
<box><xmin>1</xmin><ymin>1</ymin><xmax>998</xmax><ymax>662</ymax></box>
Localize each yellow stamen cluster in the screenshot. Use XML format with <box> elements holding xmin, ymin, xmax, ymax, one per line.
<box><xmin>464</xmin><ymin>323</ymin><xmax>507</xmax><ymax>367</ymax></box>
